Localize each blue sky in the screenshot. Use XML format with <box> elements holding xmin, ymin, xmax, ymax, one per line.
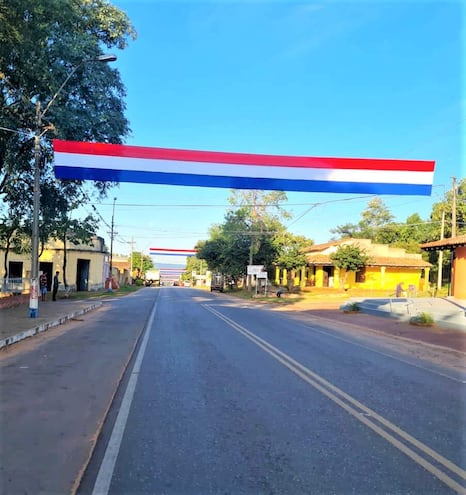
<box><xmin>89</xmin><ymin>0</ymin><xmax>464</xmax><ymax>265</ymax></box>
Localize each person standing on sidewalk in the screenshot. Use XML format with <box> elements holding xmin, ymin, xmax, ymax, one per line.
<box><xmin>52</xmin><ymin>271</ymin><xmax>59</xmax><ymax>301</ymax></box>
<box><xmin>39</xmin><ymin>271</ymin><xmax>48</xmax><ymax>302</ymax></box>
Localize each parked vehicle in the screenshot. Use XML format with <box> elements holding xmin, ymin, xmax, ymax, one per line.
<box><xmin>144</xmin><ymin>269</ymin><xmax>160</xmax><ymax>287</ymax></box>
<box><xmin>210</xmin><ymin>273</ymin><xmax>225</xmax><ymax>292</ymax></box>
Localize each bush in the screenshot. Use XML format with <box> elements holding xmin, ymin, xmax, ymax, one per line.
<box><xmin>342</xmin><ymin>302</ymin><xmax>360</xmax><ymax>313</ymax></box>
<box><xmin>410</xmin><ymin>312</ymin><xmax>434</xmax><ymax>326</ymax></box>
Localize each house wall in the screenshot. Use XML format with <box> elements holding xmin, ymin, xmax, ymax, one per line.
<box><xmin>1</xmin><ymin>239</ymin><xmax>108</xmax><ymax>292</ymax></box>
<box><xmin>452</xmin><ymin>246</ymin><xmax>466</xmax><ymax>298</ymax></box>
<box><xmin>359</xmin><ymin>267</ymin><xmax>425</xmax><ymax>292</ymax></box>
<box><xmin>313</xmin><ymin>266</ymin><xmax>428</xmax><ymax>292</ymax></box>
<box><xmin>61</xmin><ymin>250</ymin><xmax>107</xmax><ymax>290</ymax></box>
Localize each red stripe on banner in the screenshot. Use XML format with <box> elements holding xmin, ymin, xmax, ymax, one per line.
<box><xmin>53</xmin><ymin>140</ymin><xmax>435</xmax><ymax>172</ymax></box>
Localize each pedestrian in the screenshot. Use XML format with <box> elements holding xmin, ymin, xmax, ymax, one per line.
<box><xmin>395</xmin><ymin>281</ymin><xmax>405</xmax><ymax>297</ymax></box>
<box><xmin>39</xmin><ymin>271</ymin><xmax>47</xmax><ymax>302</ymax></box>
<box><xmin>52</xmin><ymin>271</ymin><xmax>59</xmax><ymax>301</ymax></box>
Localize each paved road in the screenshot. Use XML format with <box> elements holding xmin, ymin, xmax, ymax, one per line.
<box><xmin>0</xmin><ymin>290</ymin><xmax>157</xmax><ymax>495</ymax></box>
<box><xmin>78</xmin><ymin>287</ymin><xmax>466</xmax><ymax>495</ymax></box>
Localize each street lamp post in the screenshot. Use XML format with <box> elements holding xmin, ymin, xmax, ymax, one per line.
<box><xmin>29</xmin><ymin>54</ymin><xmax>117</xmax><ymax>317</ymax></box>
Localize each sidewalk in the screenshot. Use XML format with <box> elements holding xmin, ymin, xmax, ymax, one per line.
<box><xmin>343</xmin><ymin>296</ymin><xmax>466</xmax><ymax>332</ymax></box>
<box><xmin>0</xmin><ymin>298</ymin><xmax>103</xmax><ymax>349</ymax></box>
<box><xmin>272</xmin><ymin>296</ymin><xmax>466</xmax><ymax>354</ymax></box>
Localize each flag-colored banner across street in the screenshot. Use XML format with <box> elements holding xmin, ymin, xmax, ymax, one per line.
<box><xmin>53</xmin><ymin>139</ymin><xmax>435</xmax><ymax>195</ymax></box>
<box><xmin>149</xmin><ymin>248</ymin><xmax>198</xmax><ymax>257</ymax></box>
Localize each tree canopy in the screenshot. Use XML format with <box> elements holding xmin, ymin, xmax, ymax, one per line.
<box><xmin>195</xmin><ymin>190</ymin><xmax>313</xmax><ymax>286</ymax></box>
<box><xmin>0</xmin><ymin>0</ymin><xmax>136</xmax><ymax>274</ymax></box>
<box><xmin>329</xmin><ymin>244</ymin><xmax>371</xmax><ymax>286</ymax></box>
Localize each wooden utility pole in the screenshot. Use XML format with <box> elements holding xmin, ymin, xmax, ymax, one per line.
<box><xmin>451</xmin><ymin>177</ymin><xmax>457</xmax><ymax>238</ymax></box>
<box><xmin>130</xmin><ymin>236</ymin><xmax>134</xmax><ymax>281</ymax></box>
<box><xmin>437</xmin><ymin>208</ymin><xmax>445</xmax><ymax>290</ymax></box>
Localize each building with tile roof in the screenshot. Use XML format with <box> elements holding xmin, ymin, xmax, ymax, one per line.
<box><xmin>296</xmin><ymin>238</ymin><xmax>432</xmax><ymax>293</ymax></box>
<box><xmin>420</xmin><ymin>235</ymin><xmax>466</xmax><ymax>299</ymax></box>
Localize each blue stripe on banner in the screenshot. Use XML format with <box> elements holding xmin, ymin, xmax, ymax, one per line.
<box><xmin>54</xmin><ymin>166</ymin><xmax>433</xmax><ymax>196</ymax></box>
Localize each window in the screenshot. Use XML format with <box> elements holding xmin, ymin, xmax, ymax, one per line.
<box><xmin>355</xmin><ymin>267</ymin><xmax>366</xmax><ymax>283</ymax></box>
<box><xmin>9</xmin><ymin>261</ymin><xmax>23</xmax><ymax>278</ymax></box>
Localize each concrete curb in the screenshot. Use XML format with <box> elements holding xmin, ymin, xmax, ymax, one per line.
<box><xmin>0</xmin><ymin>302</ymin><xmax>103</xmax><ymax>349</ymax></box>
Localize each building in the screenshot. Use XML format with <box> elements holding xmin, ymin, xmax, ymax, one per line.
<box><xmin>420</xmin><ymin>235</ymin><xmax>466</xmax><ymax>299</ymax></box>
<box><xmin>1</xmin><ymin>236</ymin><xmax>109</xmax><ymax>293</ymax></box>
<box><xmin>275</xmin><ymin>238</ymin><xmax>431</xmax><ymax>292</ymax></box>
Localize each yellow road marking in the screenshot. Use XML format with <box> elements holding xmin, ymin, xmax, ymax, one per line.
<box><xmin>204</xmin><ymin>305</ymin><xmax>466</xmax><ymax>495</ymax></box>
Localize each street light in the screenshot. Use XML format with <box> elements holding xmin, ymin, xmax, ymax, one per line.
<box><xmin>29</xmin><ymin>54</ymin><xmax>117</xmax><ymax>317</ymax></box>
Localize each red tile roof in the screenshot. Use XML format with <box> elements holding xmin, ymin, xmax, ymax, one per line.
<box><xmin>420</xmin><ymin>235</ymin><xmax>466</xmax><ymax>250</ymax></box>
<box><xmin>306</xmin><ymin>254</ymin><xmax>431</xmax><ymax>268</ymax></box>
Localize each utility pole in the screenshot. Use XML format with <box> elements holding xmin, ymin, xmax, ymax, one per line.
<box><xmin>451</xmin><ymin>177</ymin><xmax>457</xmax><ymax>238</ymax></box>
<box><xmin>437</xmin><ymin>208</ymin><xmax>445</xmax><ymax>291</ymax></box>
<box><xmin>130</xmin><ymin>236</ymin><xmax>134</xmax><ymax>282</ymax></box>
<box><xmin>29</xmin><ymin>102</ymin><xmax>42</xmax><ymax>317</ymax></box>
<box><xmin>108</xmin><ymin>197</ymin><xmax>117</xmax><ymax>291</ymax></box>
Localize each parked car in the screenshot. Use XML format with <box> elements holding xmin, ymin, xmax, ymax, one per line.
<box><xmin>210</xmin><ymin>273</ymin><xmax>225</xmax><ymax>292</ymax></box>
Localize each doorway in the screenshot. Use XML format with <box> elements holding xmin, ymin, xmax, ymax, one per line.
<box><xmin>39</xmin><ymin>262</ymin><xmax>53</xmax><ymax>290</ymax></box>
<box><xmin>76</xmin><ymin>259</ymin><xmax>90</xmax><ymax>291</ymax></box>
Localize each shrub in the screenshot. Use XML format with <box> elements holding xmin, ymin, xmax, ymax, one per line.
<box><xmin>410</xmin><ymin>312</ymin><xmax>434</xmax><ymax>326</ymax></box>
<box><xmin>343</xmin><ymin>302</ymin><xmax>360</xmax><ymax>313</ymax></box>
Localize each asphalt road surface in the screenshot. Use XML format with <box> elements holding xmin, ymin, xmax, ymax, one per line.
<box><xmin>78</xmin><ymin>287</ymin><xmax>465</xmax><ymax>495</ymax></box>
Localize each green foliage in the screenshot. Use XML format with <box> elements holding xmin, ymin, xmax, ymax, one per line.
<box><xmin>430</xmin><ymin>179</ymin><xmax>466</xmax><ymax>239</ymax></box>
<box><xmin>185</xmin><ymin>255</ymin><xmax>207</xmax><ymax>276</ymax></box>
<box><xmin>228</xmin><ymin>190</ymin><xmax>291</xmax><ymax>223</ymax></box>
<box><xmin>410</xmin><ymin>312</ymin><xmax>434</xmax><ymax>326</ymax></box>
<box><xmin>196</xmin><ymin>210</ymin><xmax>252</xmax><ymax>281</ymax></box>
<box><xmin>330</xmin><ymin>244</ymin><xmax>371</xmax><ymax>285</ymax></box>
<box><xmin>343</xmin><ymin>302</ymin><xmax>361</xmax><ymax>312</ymax></box>
<box><xmin>196</xmin><ymin>191</ymin><xmax>298</xmax><ymax>283</ymax></box>
<box><xmin>273</xmin><ymin>232</ymin><xmax>311</xmax><ymax>289</ymax></box>
<box><xmin>131</xmin><ymin>252</ymin><xmax>154</xmax><ymax>275</ymax></box>
<box><xmin>0</xmin><ymin>0</ymin><xmax>136</xmax><ymax>270</ymax></box>
<box><xmin>331</xmin><ymin>197</ymin><xmax>394</xmax><ymax>240</ymax></box>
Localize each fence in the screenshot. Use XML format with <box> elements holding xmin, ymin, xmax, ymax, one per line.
<box><xmin>1</xmin><ymin>278</ymin><xmax>25</xmax><ymax>294</ymax></box>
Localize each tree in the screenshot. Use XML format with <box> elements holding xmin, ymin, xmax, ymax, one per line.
<box><xmin>331</xmin><ymin>197</ymin><xmax>394</xmax><ymax>241</ymax></box>
<box><xmin>0</xmin><ymin>0</ymin><xmax>136</xmax><ymax>256</ymax></box>
<box><xmin>131</xmin><ymin>252</ymin><xmax>154</xmax><ymax>278</ymax></box>
<box><xmin>196</xmin><ymin>212</ymin><xmax>252</xmax><ymax>284</ymax></box>
<box><xmin>330</xmin><ymin>244</ymin><xmax>371</xmax><ymax>287</ymax></box>
<box><xmin>273</xmin><ymin>233</ymin><xmax>311</xmax><ymax>290</ymax></box>
<box><xmin>430</xmin><ymin>178</ymin><xmax>466</xmax><ymax>239</ymax></box>
<box><xmin>227</xmin><ymin>190</ymin><xmax>290</xmax><ymax>288</ymax></box>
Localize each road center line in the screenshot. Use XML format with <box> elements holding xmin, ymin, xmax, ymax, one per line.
<box><xmin>91</xmin><ymin>300</ymin><xmax>158</xmax><ymax>495</ymax></box>
<box><xmin>204</xmin><ymin>304</ymin><xmax>466</xmax><ymax>495</ymax></box>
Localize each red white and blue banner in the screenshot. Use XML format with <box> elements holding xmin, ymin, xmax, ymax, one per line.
<box><xmin>149</xmin><ymin>248</ymin><xmax>197</xmax><ymax>257</ymax></box>
<box><xmin>53</xmin><ymin>140</ymin><xmax>435</xmax><ymax>195</ymax></box>
<box><xmin>159</xmin><ymin>267</ymin><xmax>187</xmax><ymax>279</ymax></box>
<box><xmin>159</xmin><ymin>268</ymin><xmax>186</xmax><ymax>274</ymax></box>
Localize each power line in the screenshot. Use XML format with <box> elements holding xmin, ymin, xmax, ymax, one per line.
<box><xmin>87</xmin><ymin>195</ymin><xmax>376</xmax><ymax>209</ymax></box>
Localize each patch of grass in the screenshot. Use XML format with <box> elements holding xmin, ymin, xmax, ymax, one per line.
<box><xmin>64</xmin><ymin>284</ymin><xmax>142</xmax><ymax>301</ymax></box>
